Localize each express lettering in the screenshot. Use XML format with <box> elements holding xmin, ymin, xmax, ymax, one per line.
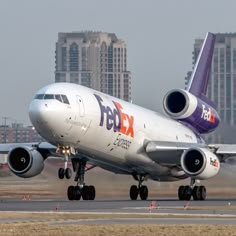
<box><xmin>201</xmin><ymin>104</ymin><xmax>216</xmax><ymax>124</ymax></box>
<box><xmin>113</xmin><ymin>134</ymin><xmax>132</xmax><ymax>149</ymax></box>
<box><xmin>94</xmin><ymin>94</ymin><xmax>134</xmax><ymax>137</ymax></box>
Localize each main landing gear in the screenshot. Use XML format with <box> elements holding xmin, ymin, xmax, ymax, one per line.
<box><xmin>67</xmin><ymin>159</ymin><xmax>96</xmax><ymax>201</ymax></box>
<box><xmin>178</xmin><ymin>179</ymin><xmax>206</xmax><ymax>201</ymax></box>
<box><xmin>129</xmin><ymin>175</ymin><xmax>148</xmax><ymax>200</ymax></box>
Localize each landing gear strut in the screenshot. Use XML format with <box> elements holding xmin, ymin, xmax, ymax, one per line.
<box><xmin>178</xmin><ymin>179</ymin><xmax>206</xmax><ymax>201</ymax></box>
<box><xmin>57</xmin><ymin>146</ymin><xmax>73</xmax><ymax>179</ymax></box>
<box><xmin>67</xmin><ymin>159</ymin><xmax>96</xmax><ymax>201</ymax></box>
<box><xmin>58</xmin><ymin>154</ymin><xmax>72</xmax><ymax>179</ymax></box>
<box><xmin>129</xmin><ymin>175</ymin><xmax>148</xmax><ymax>200</ymax></box>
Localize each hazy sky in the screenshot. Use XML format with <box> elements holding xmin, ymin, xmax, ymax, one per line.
<box><xmin>0</xmin><ymin>0</ymin><xmax>236</xmax><ymax>125</ymax></box>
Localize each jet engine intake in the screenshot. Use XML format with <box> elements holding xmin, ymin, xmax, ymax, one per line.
<box><xmin>163</xmin><ymin>89</ymin><xmax>198</xmax><ymax>118</ymax></box>
<box><xmin>163</xmin><ymin>89</ymin><xmax>220</xmax><ymax>134</ymax></box>
<box><xmin>180</xmin><ymin>147</ymin><xmax>220</xmax><ymax>180</ymax></box>
<box><xmin>8</xmin><ymin>147</ymin><xmax>44</xmax><ymax>178</ymax></box>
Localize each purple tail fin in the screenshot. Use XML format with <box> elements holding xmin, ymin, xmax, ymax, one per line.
<box><xmin>187</xmin><ymin>32</ymin><xmax>216</xmax><ymax>108</ymax></box>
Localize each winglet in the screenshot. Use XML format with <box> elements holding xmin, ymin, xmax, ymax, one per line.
<box><xmin>187</xmin><ymin>32</ymin><xmax>216</xmax><ymax>107</ymax></box>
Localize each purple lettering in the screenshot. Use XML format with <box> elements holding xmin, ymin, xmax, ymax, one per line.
<box><xmin>94</xmin><ymin>94</ymin><xmax>106</xmax><ymax>127</ymax></box>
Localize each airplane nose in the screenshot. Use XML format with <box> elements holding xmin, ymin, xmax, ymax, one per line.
<box><xmin>28</xmin><ymin>99</ymin><xmax>71</xmax><ymax>142</ymax></box>
<box><xmin>29</xmin><ymin>100</ymin><xmax>53</xmax><ymax>126</ymax></box>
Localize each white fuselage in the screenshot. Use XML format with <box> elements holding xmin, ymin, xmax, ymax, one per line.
<box><xmin>29</xmin><ymin>83</ymin><xmax>201</xmax><ymax>181</ymax></box>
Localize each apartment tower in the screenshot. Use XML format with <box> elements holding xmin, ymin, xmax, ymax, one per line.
<box><xmin>55</xmin><ymin>31</ymin><xmax>131</xmax><ymax>101</ymax></box>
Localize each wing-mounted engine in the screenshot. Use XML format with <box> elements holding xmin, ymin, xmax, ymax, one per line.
<box><xmin>163</xmin><ymin>89</ymin><xmax>220</xmax><ymax>134</ymax></box>
<box><xmin>7</xmin><ymin>147</ymin><xmax>45</xmax><ymax>178</ymax></box>
<box><xmin>180</xmin><ymin>147</ymin><xmax>220</xmax><ymax>179</ymax></box>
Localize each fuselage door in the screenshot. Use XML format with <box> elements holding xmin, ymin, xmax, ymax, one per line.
<box><xmin>76</xmin><ymin>95</ymin><xmax>85</xmax><ymax>117</ymax></box>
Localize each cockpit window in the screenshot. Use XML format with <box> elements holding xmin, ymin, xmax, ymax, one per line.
<box><xmin>61</xmin><ymin>95</ymin><xmax>70</xmax><ymax>104</ymax></box>
<box><xmin>44</xmin><ymin>94</ymin><xmax>54</xmax><ymax>99</ymax></box>
<box><xmin>55</xmin><ymin>94</ymin><xmax>62</xmax><ymax>103</ymax></box>
<box><xmin>34</xmin><ymin>93</ymin><xmax>70</xmax><ymax>105</ymax></box>
<box><xmin>34</xmin><ymin>94</ymin><xmax>44</xmax><ymax>99</ymax></box>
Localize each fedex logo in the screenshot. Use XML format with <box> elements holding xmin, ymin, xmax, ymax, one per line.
<box><xmin>210</xmin><ymin>157</ymin><xmax>219</xmax><ymax>168</ymax></box>
<box><xmin>94</xmin><ymin>94</ymin><xmax>134</xmax><ymax>137</ymax></box>
<box><xmin>201</xmin><ymin>104</ymin><xmax>216</xmax><ymax>124</ymax></box>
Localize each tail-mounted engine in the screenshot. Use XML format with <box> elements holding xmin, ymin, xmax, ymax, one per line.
<box><xmin>7</xmin><ymin>146</ymin><xmax>45</xmax><ymax>178</ymax></box>
<box><xmin>180</xmin><ymin>147</ymin><xmax>220</xmax><ymax>179</ymax></box>
<box><xmin>163</xmin><ymin>89</ymin><xmax>220</xmax><ymax>133</ymax></box>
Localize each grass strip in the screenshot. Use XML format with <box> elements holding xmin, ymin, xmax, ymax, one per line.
<box><xmin>0</xmin><ymin>223</ymin><xmax>235</xmax><ymax>236</ymax></box>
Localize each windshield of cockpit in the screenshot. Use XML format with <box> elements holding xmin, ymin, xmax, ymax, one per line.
<box><xmin>34</xmin><ymin>94</ymin><xmax>70</xmax><ymax>104</ymax></box>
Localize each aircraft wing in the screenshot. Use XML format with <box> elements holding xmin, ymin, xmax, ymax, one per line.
<box><xmin>0</xmin><ymin>142</ymin><xmax>130</xmax><ymax>175</ymax></box>
<box><xmin>145</xmin><ymin>141</ymin><xmax>236</xmax><ymax>166</ymax></box>
<box><xmin>145</xmin><ymin>141</ymin><xmax>205</xmax><ymax>165</ymax></box>
<box><xmin>0</xmin><ymin>142</ymin><xmax>57</xmax><ymax>154</ymax></box>
<box><xmin>145</xmin><ymin>141</ymin><xmax>202</xmax><ymax>152</ymax></box>
<box><xmin>208</xmin><ymin>144</ymin><xmax>236</xmax><ymax>159</ymax></box>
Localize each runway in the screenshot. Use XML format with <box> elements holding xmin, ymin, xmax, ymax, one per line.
<box><xmin>0</xmin><ymin>197</ymin><xmax>236</xmax><ymax>213</ymax></box>
<box><xmin>0</xmin><ymin>197</ymin><xmax>236</xmax><ymax>224</ymax></box>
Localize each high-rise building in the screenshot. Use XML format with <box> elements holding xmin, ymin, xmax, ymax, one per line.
<box><xmin>186</xmin><ymin>33</ymin><xmax>236</xmax><ymax>129</ymax></box>
<box><xmin>55</xmin><ymin>31</ymin><xmax>131</xmax><ymax>102</ymax></box>
<box><xmin>185</xmin><ymin>33</ymin><xmax>236</xmax><ymax>143</ymax></box>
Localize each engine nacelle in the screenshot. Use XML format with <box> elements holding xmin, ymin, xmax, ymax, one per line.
<box><xmin>7</xmin><ymin>147</ymin><xmax>44</xmax><ymax>178</ymax></box>
<box><xmin>180</xmin><ymin>147</ymin><xmax>220</xmax><ymax>180</ymax></box>
<box><xmin>163</xmin><ymin>89</ymin><xmax>220</xmax><ymax>133</ymax></box>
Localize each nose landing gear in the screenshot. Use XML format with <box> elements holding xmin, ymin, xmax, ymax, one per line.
<box><xmin>58</xmin><ymin>167</ymin><xmax>72</xmax><ymax>179</ymax></box>
<box><xmin>56</xmin><ymin>146</ymin><xmax>73</xmax><ymax>179</ymax></box>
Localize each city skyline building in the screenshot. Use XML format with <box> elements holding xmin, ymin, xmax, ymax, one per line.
<box><xmin>55</xmin><ymin>31</ymin><xmax>131</xmax><ymax>101</ymax></box>
<box><xmin>185</xmin><ymin>33</ymin><xmax>236</xmax><ymax>143</ymax></box>
<box><xmin>0</xmin><ymin>123</ymin><xmax>44</xmax><ymax>143</ymax></box>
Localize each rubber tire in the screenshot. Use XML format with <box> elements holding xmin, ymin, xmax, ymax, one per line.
<box><xmin>82</xmin><ymin>186</ymin><xmax>89</xmax><ymax>200</ymax></box>
<box><xmin>65</xmin><ymin>168</ymin><xmax>72</xmax><ymax>179</ymax></box>
<box><xmin>139</xmin><ymin>185</ymin><xmax>148</xmax><ymax>200</ymax></box>
<box><xmin>130</xmin><ymin>185</ymin><xmax>139</xmax><ymax>200</ymax></box>
<box><xmin>193</xmin><ymin>186</ymin><xmax>201</xmax><ymax>200</ymax></box>
<box><xmin>88</xmin><ymin>185</ymin><xmax>96</xmax><ymax>200</ymax></box>
<box><xmin>74</xmin><ymin>186</ymin><xmax>81</xmax><ymax>200</ymax></box>
<box><xmin>183</xmin><ymin>185</ymin><xmax>192</xmax><ymax>201</ymax></box>
<box><xmin>199</xmin><ymin>186</ymin><xmax>206</xmax><ymax>200</ymax></box>
<box><xmin>178</xmin><ymin>185</ymin><xmax>185</xmax><ymax>200</ymax></box>
<box><xmin>67</xmin><ymin>185</ymin><xmax>75</xmax><ymax>200</ymax></box>
<box><xmin>58</xmin><ymin>168</ymin><xmax>65</xmax><ymax>179</ymax></box>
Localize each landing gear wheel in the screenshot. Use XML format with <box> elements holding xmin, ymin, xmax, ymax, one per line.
<box><xmin>82</xmin><ymin>186</ymin><xmax>89</xmax><ymax>200</ymax></box>
<box><xmin>178</xmin><ymin>184</ymin><xmax>207</xmax><ymax>201</ymax></box>
<box><xmin>70</xmin><ymin>159</ymin><xmax>97</xmax><ymax>201</ymax></box>
<box><xmin>74</xmin><ymin>186</ymin><xmax>81</xmax><ymax>200</ymax></box>
<box><xmin>65</xmin><ymin>168</ymin><xmax>72</xmax><ymax>179</ymax></box>
<box><xmin>67</xmin><ymin>185</ymin><xmax>75</xmax><ymax>200</ymax></box>
<box><xmin>88</xmin><ymin>185</ymin><xmax>96</xmax><ymax>200</ymax></box>
<box><xmin>199</xmin><ymin>185</ymin><xmax>206</xmax><ymax>200</ymax></box>
<box><xmin>178</xmin><ymin>185</ymin><xmax>185</xmax><ymax>200</ymax></box>
<box><xmin>58</xmin><ymin>168</ymin><xmax>65</xmax><ymax>179</ymax></box>
<box><xmin>139</xmin><ymin>185</ymin><xmax>148</xmax><ymax>200</ymax></box>
<box><xmin>130</xmin><ymin>185</ymin><xmax>139</xmax><ymax>200</ymax></box>
<box><xmin>184</xmin><ymin>185</ymin><xmax>192</xmax><ymax>201</ymax></box>
<box><xmin>193</xmin><ymin>186</ymin><xmax>201</xmax><ymax>200</ymax></box>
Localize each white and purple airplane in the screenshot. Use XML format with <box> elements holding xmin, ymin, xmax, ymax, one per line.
<box><xmin>0</xmin><ymin>32</ymin><xmax>234</xmax><ymax>201</ymax></box>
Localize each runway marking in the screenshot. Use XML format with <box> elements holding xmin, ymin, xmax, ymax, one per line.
<box><xmin>122</xmin><ymin>206</ymin><xmax>189</xmax><ymax>210</ymax></box>
<box><xmin>123</xmin><ymin>205</ymin><xmax>236</xmax><ymax>211</ymax></box>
